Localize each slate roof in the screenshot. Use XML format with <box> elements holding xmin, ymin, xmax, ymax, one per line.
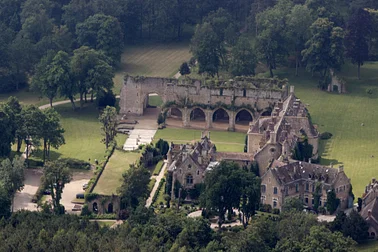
<box><xmin>212</xmin><ymin>152</ymin><xmax>254</xmax><ymax>162</ymax></box>
<box><xmin>269</xmin><ymin>160</ymin><xmax>339</xmax><ymax>186</ymax></box>
<box><xmin>361</xmin><ymin>197</ymin><xmax>378</xmax><ymax>232</ymax></box>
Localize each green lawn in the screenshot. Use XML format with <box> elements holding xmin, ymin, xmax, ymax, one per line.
<box><xmin>153</xmin><ymin>128</ymin><xmax>245</xmax><ymax>152</ymax></box>
<box><xmin>152</xmin><ymin>160</ymin><xmax>164</xmax><ymax>176</ymax></box>
<box><xmin>113</xmin><ymin>42</ymin><xmax>192</xmax><ymax>94</ymax></box>
<box><xmin>148</xmin><ymin>95</ymin><xmax>163</xmax><ymax>107</ymax></box>
<box><xmin>152</xmin><ymin>180</ymin><xmax>166</xmax><ymax>207</ymax></box>
<box><xmin>93</xmin><ymin>150</ymin><xmax>141</xmax><ymax>195</ymax></box>
<box><xmin>273</xmin><ymin>62</ymin><xmax>378</xmax><ymax>198</ymax></box>
<box><xmin>30</xmin><ymin>102</ymin><xmax>106</xmax><ymax>163</ymax></box>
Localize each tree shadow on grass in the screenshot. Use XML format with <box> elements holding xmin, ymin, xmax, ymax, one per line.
<box><xmin>319</xmin><ymin>157</ymin><xmax>341</xmax><ymax>167</ymax></box>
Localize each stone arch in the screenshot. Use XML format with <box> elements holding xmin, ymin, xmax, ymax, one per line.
<box><xmin>93</xmin><ymin>202</ymin><xmax>98</xmax><ymax>214</ymax></box>
<box><xmin>235</xmin><ymin>108</ymin><xmax>253</xmax><ymax>125</ymax></box>
<box><xmin>108</xmin><ymin>203</ymin><xmax>113</xmax><ymax>213</ymax></box>
<box><xmin>261</xmin><ymin>109</ymin><xmax>272</xmax><ymax>117</ymax></box>
<box><xmin>169</xmin><ymin>107</ymin><xmax>183</xmax><ymax>119</ymax></box>
<box><xmin>190</xmin><ymin>107</ymin><xmax>206</xmax><ymax>121</ymax></box>
<box><xmin>143</xmin><ymin>92</ymin><xmax>163</xmax><ymax>109</ymax></box>
<box><xmin>212</xmin><ymin>108</ymin><xmax>230</xmax><ymax>123</ymax></box>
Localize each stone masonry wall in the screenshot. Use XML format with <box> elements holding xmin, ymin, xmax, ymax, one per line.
<box><xmin>120</xmin><ymin>76</ymin><xmax>288</xmax><ymax>116</ymax></box>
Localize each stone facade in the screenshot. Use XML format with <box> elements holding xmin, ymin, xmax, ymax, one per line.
<box><xmin>119</xmin><ymin>76</ymin><xmax>288</xmax><ymax>131</ymax></box>
<box><xmin>247</xmin><ymin>87</ymin><xmax>319</xmax><ymax>174</ymax></box>
<box><xmin>261</xmin><ymin>160</ymin><xmax>352</xmax><ymax>211</ymax></box>
<box><xmin>167</xmin><ymin>132</ymin><xmax>253</xmax><ymax>199</ymax></box>
<box><xmin>87</xmin><ymin>195</ymin><xmax>120</xmax><ymax>216</ymax></box>
<box><xmin>360</xmin><ymin>178</ymin><xmax>378</xmax><ymax>239</ymax></box>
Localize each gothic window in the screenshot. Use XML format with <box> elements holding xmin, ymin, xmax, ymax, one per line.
<box><xmin>273</xmin><ymin>187</ymin><xmax>278</xmax><ymax>194</ymax></box>
<box><xmin>197</xmin><ymin>170</ymin><xmax>200</xmax><ymax>176</ymax></box>
<box><xmin>220</xmin><ymin>88</ymin><xmax>223</xmax><ymax>96</ymax></box>
<box><xmin>306</xmin><ymin>183</ymin><xmax>309</xmax><ymax>191</ymax></box>
<box><xmin>285</xmin><ymin>187</ymin><xmax>288</xmax><ymax>196</ymax></box>
<box><xmin>273</xmin><ymin>199</ymin><xmax>278</xmax><ymax>208</ymax></box>
<box><xmin>312</xmin><ymin>198</ymin><xmax>314</xmax><ymax>205</ymax></box>
<box><xmin>295</xmin><ymin>183</ymin><xmax>299</xmax><ymax>192</ymax></box>
<box><xmin>186</xmin><ymin>174</ymin><xmax>193</xmax><ymax>184</ymax></box>
<box><xmin>261</xmin><ymin>185</ymin><xmax>266</xmax><ymax>193</ymax></box>
<box><xmin>179</xmin><ymin>169</ymin><xmax>182</xmax><ymax>174</ymax></box>
<box><xmin>188</xmin><ymin>164</ymin><xmax>192</xmax><ymax>169</ymax></box>
<box><xmin>243</xmin><ymin>89</ymin><xmax>246</xmax><ymax>97</ymax></box>
<box><xmin>261</xmin><ymin>195</ymin><xmax>266</xmax><ymax>204</ymax></box>
<box><xmin>312</xmin><ymin>184</ymin><xmax>315</xmax><ymax>192</ymax></box>
<box><xmin>305</xmin><ymin>197</ymin><xmax>308</xmax><ymax>204</ymax></box>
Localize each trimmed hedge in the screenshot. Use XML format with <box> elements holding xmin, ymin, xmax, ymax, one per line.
<box><xmin>151</xmin><ymin>178</ymin><xmax>165</xmax><ymax>206</ymax></box>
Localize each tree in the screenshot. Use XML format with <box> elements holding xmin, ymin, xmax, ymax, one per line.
<box><xmin>71</xmin><ymin>46</ymin><xmax>114</xmax><ymax>108</ymax></box>
<box><xmin>292</xmin><ymin>138</ymin><xmax>314</xmax><ymax>162</ymax></box>
<box><xmin>4</xmin><ymin>97</ymin><xmax>23</xmax><ymax>153</ymax></box>
<box><xmin>32</xmin><ymin>51</ymin><xmax>58</xmax><ymax>107</ymax></box>
<box><xmin>0</xmin><ymin>104</ymin><xmax>15</xmax><ymax>157</ymax></box>
<box><xmin>20</xmin><ymin>105</ymin><xmax>44</xmax><ymax>166</ymax></box>
<box><xmin>42</xmin><ymin>160</ymin><xmax>72</xmax><ymax>214</ymax></box>
<box><xmin>312</xmin><ymin>182</ymin><xmax>322</xmax><ymax>212</ymax></box>
<box><xmin>345</xmin><ymin>8</ymin><xmax>372</xmax><ymax>79</ymax></box>
<box><xmin>256</xmin><ymin>0</ymin><xmax>293</xmax><ymax>77</ymax></box>
<box><xmin>230</xmin><ymin>36</ymin><xmax>257</xmax><ymax>77</ymax></box>
<box><xmin>0</xmin><ymin>183</ymin><xmax>11</xmax><ymax>219</ymax></box>
<box><xmin>190</xmin><ymin>22</ymin><xmax>221</xmax><ymax>77</ymax></box>
<box><xmin>282</xmin><ymin>197</ymin><xmax>304</xmax><ymax>212</ymax></box>
<box><xmin>76</xmin><ymin>14</ymin><xmax>123</xmax><ymax>64</ymax></box>
<box><xmin>201</xmin><ymin>161</ymin><xmax>244</xmax><ymax>229</ymax></box>
<box><xmin>99</xmin><ymin>106</ymin><xmax>117</xmax><ymax>149</ymax></box>
<box><xmin>0</xmin><ymin>156</ymin><xmax>24</xmax><ymax>211</ymax></box>
<box><xmin>40</xmin><ymin>108</ymin><xmax>65</xmax><ymax>163</ymax></box>
<box><xmin>155</xmin><ymin>139</ymin><xmax>169</xmax><ymax>156</ymax></box>
<box><xmin>240</xmin><ymin>170</ymin><xmax>261</xmax><ymax>228</ymax></box>
<box><xmin>118</xmin><ymin>164</ymin><xmax>151</xmax><ymax>209</ymax></box>
<box><xmin>179</xmin><ymin>62</ymin><xmax>190</xmax><ymax>76</ymax></box>
<box><xmin>326</xmin><ymin>189</ymin><xmax>340</xmax><ymax>214</ymax></box>
<box><xmin>334</xmin><ymin>210</ymin><xmax>369</xmax><ymax>244</ymax></box>
<box><xmin>53</xmin><ymin>51</ymin><xmax>76</xmax><ymax>110</ymax></box>
<box><xmin>249</xmin><ymin>160</ymin><xmax>260</xmax><ymax>177</ymax></box>
<box><xmin>302</xmin><ymin>18</ymin><xmax>345</xmax><ymax>89</ymax></box>
<box><xmin>300</xmin><ymin>226</ymin><xmax>356</xmax><ymax>251</ymax></box>
<box><xmin>286</xmin><ymin>4</ymin><xmax>312</xmax><ymax>76</ymax></box>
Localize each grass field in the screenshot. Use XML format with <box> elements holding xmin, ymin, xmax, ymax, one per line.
<box><xmin>113</xmin><ymin>42</ymin><xmax>192</xmax><ymax>94</ymax></box>
<box><xmin>29</xmin><ymin>102</ymin><xmax>106</xmax><ymax>163</ymax></box>
<box><xmin>93</xmin><ymin>150</ymin><xmax>141</xmax><ymax>195</ymax></box>
<box><xmin>273</xmin><ymin>62</ymin><xmax>378</xmax><ymax>198</ymax></box>
<box><xmin>154</xmin><ymin>128</ymin><xmax>245</xmax><ymax>152</ymax></box>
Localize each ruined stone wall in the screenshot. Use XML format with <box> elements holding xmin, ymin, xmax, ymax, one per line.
<box><xmin>87</xmin><ymin>195</ymin><xmax>120</xmax><ymax>216</ymax></box>
<box><xmin>120</xmin><ymin>76</ymin><xmax>287</xmax><ymax>115</ymax></box>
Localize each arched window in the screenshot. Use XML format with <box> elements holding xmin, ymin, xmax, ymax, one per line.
<box><xmin>243</xmin><ymin>89</ymin><xmax>246</xmax><ymax>97</ymax></box>
<box><xmin>186</xmin><ymin>174</ymin><xmax>193</xmax><ymax>184</ymax></box>
<box><xmin>261</xmin><ymin>185</ymin><xmax>266</xmax><ymax>193</ymax></box>
<box><xmin>93</xmin><ymin>202</ymin><xmax>98</xmax><ymax>214</ymax></box>
<box><xmin>197</xmin><ymin>170</ymin><xmax>200</xmax><ymax>176</ymax></box>
<box><xmin>273</xmin><ymin>187</ymin><xmax>278</xmax><ymax>194</ymax></box>
<box><xmin>108</xmin><ymin>203</ymin><xmax>113</xmax><ymax>213</ymax></box>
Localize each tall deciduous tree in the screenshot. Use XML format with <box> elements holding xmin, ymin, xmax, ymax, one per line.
<box><xmin>302</xmin><ymin>18</ymin><xmax>345</xmax><ymax>89</ymax></box>
<box><xmin>240</xmin><ymin>169</ymin><xmax>261</xmax><ymax>228</ymax></box>
<box><xmin>0</xmin><ymin>183</ymin><xmax>11</xmax><ymax>218</ymax></box>
<box><xmin>118</xmin><ymin>164</ymin><xmax>151</xmax><ymax>210</ymax></box>
<box><xmin>42</xmin><ymin>160</ymin><xmax>72</xmax><ymax>214</ymax></box>
<box><xmin>201</xmin><ymin>161</ymin><xmax>244</xmax><ymax>229</ymax></box>
<box><xmin>0</xmin><ymin>156</ymin><xmax>25</xmax><ymax>211</ymax></box>
<box><xmin>76</xmin><ymin>14</ymin><xmax>123</xmax><ymax>64</ymax></box>
<box><xmin>345</xmin><ymin>8</ymin><xmax>372</xmax><ymax>79</ymax></box>
<box><xmin>41</xmin><ymin>108</ymin><xmax>65</xmax><ymax>163</ymax></box>
<box><xmin>99</xmin><ymin>106</ymin><xmax>117</xmax><ymax>149</ymax></box>
<box><xmin>230</xmin><ymin>36</ymin><xmax>257</xmax><ymax>77</ymax></box>
<box><xmin>287</xmin><ymin>4</ymin><xmax>312</xmax><ymax>76</ymax></box>
<box><xmin>191</xmin><ymin>22</ymin><xmax>221</xmax><ymax>77</ymax></box>
<box><xmin>0</xmin><ymin>104</ymin><xmax>15</xmax><ymax>157</ymax></box>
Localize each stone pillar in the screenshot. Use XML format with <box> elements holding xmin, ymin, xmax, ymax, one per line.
<box><xmin>206</xmin><ymin>109</ymin><xmax>212</xmax><ymax>129</ymax></box>
<box><xmin>182</xmin><ymin>107</ymin><xmax>190</xmax><ymax>127</ymax></box>
<box><xmin>228</xmin><ymin>110</ymin><xmax>235</xmax><ymax>131</ymax></box>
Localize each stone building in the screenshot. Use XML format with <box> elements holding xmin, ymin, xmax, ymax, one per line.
<box><xmin>87</xmin><ymin>195</ymin><xmax>120</xmax><ymax>216</ymax></box>
<box><xmin>360</xmin><ymin>178</ymin><xmax>378</xmax><ymax>239</ymax></box>
<box><xmin>260</xmin><ymin>160</ymin><xmax>352</xmax><ymax>211</ymax></box>
<box><xmin>247</xmin><ymin>86</ymin><xmax>319</xmax><ymax>174</ymax></box>
<box><xmin>167</xmin><ymin>132</ymin><xmax>253</xmax><ymax>199</ymax></box>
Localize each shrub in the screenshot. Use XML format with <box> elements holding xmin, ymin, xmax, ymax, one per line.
<box><xmin>97</xmin><ymin>90</ymin><xmax>116</xmax><ymax>108</ymax></box>
<box><xmin>85</xmin><ymin>193</ymin><xmax>99</xmax><ymax>202</ymax></box>
<box><xmin>179</xmin><ymin>62</ymin><xmax>191</xmax><ymax>75</ymax></box>
<box><xmin>58</xmin><ymin>158</ymin><xmax>91</xmax><ymax>170</ymax></box>
<box><xmin>81</xmin><ymin>204</ymin><xmax>91</xmax><ymax>216</ymax></box>
<box><xmin>272</xmin><ymin>208</ymin><xmax>280</xmax><ymax>215</ymax></box>
<box><xmin>320</xmin><ymin>132</ymin><xmax>333</xmax><ymax>140</ymax></box>
<box><xmin>259</xmin><ymin>204</ymin><xmax>272</xmax><ymax>213</ymax></box>
<box><xmin>189</xmin><ymin>57</ymin><xmax>196</xmax><ymax>67</ymax></box>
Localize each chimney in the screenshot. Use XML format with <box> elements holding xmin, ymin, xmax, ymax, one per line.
<box><xmin>270</xmin><ymin>132</ymin><xmax>276</xmax><ymax>144</ymax></box>
<box><xmin>338</xmin><ymin>165</ymin><xmax>344</xmax><ymax>173</ymax></box>
<box><xmin>290</xmin><ymin>86</ymin><xmax>295</xmax><ymax>94</ymax></box>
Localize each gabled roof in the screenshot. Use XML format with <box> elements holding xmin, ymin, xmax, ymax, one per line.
<box><xmin>361</xmin><ymin>197</ymin><xmax>378</xmax><ymax>232</ymax></box>
<box><xmin>269</xmin><ymin>161</ymin><xmax>339</xmax><ymax>186</ymax></box>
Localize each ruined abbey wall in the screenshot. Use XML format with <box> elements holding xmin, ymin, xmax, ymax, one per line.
<box><xmin>119</xmin><ymin>76</ymin><xmax>288</xmax><ymax>116</ymax></box>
